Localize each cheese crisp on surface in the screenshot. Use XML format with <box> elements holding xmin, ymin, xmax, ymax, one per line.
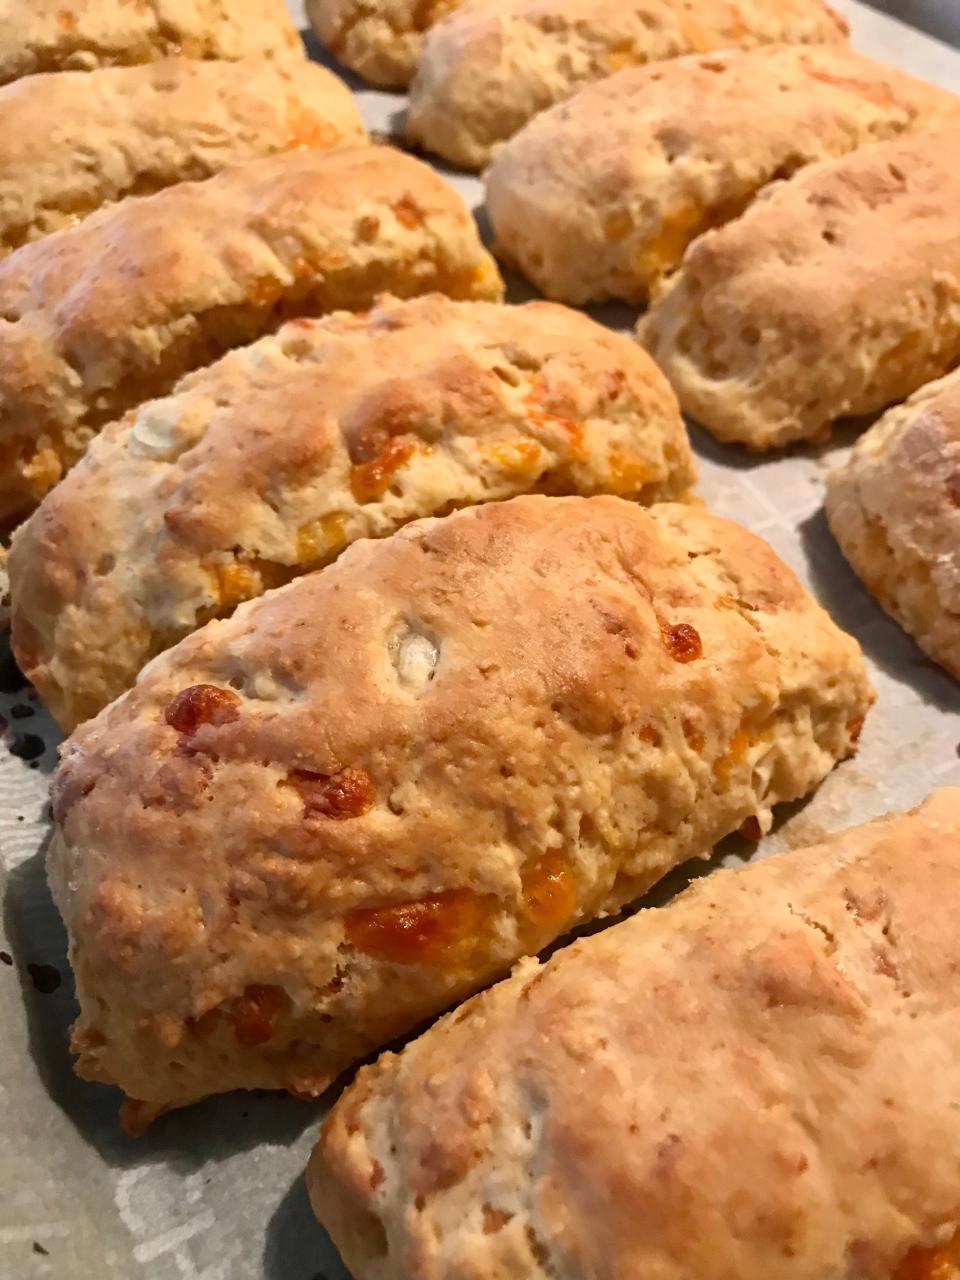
<box><xmin>49</xmin><ymin>496</ymin><xmax>871</xmax><ymax>1129</ymax></box>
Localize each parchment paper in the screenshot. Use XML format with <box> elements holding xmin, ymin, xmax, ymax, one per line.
<box><xmin>2</xmin><ymin>3</ymin><xmax>959</xmax><ymax>1276</ymax></box>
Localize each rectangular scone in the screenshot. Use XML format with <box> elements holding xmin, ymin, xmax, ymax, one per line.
<box><xmin>48</xmin><ymin>495</ymin><xmax>872</xmax><ymax>1130</ymax></box>
<box><xmin>826</xmin><ymin>368</ymin><xmax>960</xmax><ymax>678</ymax></box>
<box><xmin>0</xmin><ymin>0</ymin><xmax>302</xmax><ymax>85</ymax></box>
<box><xmin>309</xmin><ymin>788</ymin><xmax>960</xmax><ymax>1280</ymax></box>
<box><xmin>638</xmin><ymin>129</ymin><xmax>960</xmax><ymax>449</ymax></box>
<box><xmin>0</xmin><ymin>145</ymin><xmax>502</xmax><ymax>523</ymax></box>
<box><xmin>10</xmin><ymin>294</ymin><xmax>695</xmax><ymax>730</ymax></box>
<box><xmin>405</xmin><ymin>0</ymin><xmax>849</xmax><ymax>169</ymax></box>
<box><xmin>485</xmin><ymin>45</ymin><xmax>956</xmax><ymax>304</ymax></box>
<box><xmin>0</xmin><ymin>58</ymin><xmax>367</xmax><ymax>253</ymax></box>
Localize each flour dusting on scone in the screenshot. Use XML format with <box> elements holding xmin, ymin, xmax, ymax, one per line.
<box><xmin>826</xmin><ymin>369</ymin><xmax>960</xmax><ymax>677</ymax></box>
<box><xmin>639</xmin><ymin>129</ymin><xmax>960</xmax><ymax>449</ymax></box>
<box><xmin>0</xmin><ymin>145</ymin><xmax>502</xmax><ymax>522</ymax></box>
<box><xmin>486</xmin><ymin>45</ymin><xmax>957</xmax><ymax>304</ymax></box>
<box><xmin>11</xmin><ymin>294</ymin><xmax>694</xmax><ymax>730</ymax></box>
<box><xmin>0</xmin><ymin>0</ymin><xmax>303</xmax><ymax>85</ymax></box>
<box><xmin>0</xmin><ymin>58</ymin><xmax>367</xmax><ymax>254</ymax></box>
<box><xmin>49</xmin><ymin>496</ymin><xmax>871</xmax><ymax>1123</ymax></box>
<box><xmin>406</xmin><ymin>0</ymin><xmax>850</xmax><ymax>169</ymax></box>
<box><xmin>308</xmin><ymin>789</ymin><xmax>960</xmax><ymax>1280</ymax></box>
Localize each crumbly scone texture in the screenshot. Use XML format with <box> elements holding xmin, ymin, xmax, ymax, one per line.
<box><xmin>306</xmin><ymin>0</ymin><xmax>464</xmax><ymax>88</ymax></box>
<box><xmin>48</xmin><ymin>495</ymin><xmax>872</xmax><ymax>1122</ymax></box>
<box><xmin>826</xmin><ymin>369</ymin><xmax>960</xmax><ymax>678</ymax></box>
<box><xmin>309</xmin><ymin>788</ymin><xmax>960</xmax><ymax>1280</ymax></box>
<box><xmin>11</xmin><ymin>294</ymin><xmax>694</xmax><ymax>731</ymax></box>
<box><xmin>0</xmin><ymin>0</ymin><xmax>303</xmax><ymax>84</ymax></box>
<box><xmin>0</xmin><ymin>145</ymin><xmax>502</xmax><ymax>523</ymax></box>
<box><xmin>638</xmin><ymin>130</ymin><xmax>960</xmax><ymax>449</ymax></box>
<box><xmin>486</xmin><ymin>45</ymin><xmax>957</xmax><ymax>304</ymax></box>
<box><xmin>406</xmin><ymin>0</ymin><xmax>849</xmax><ymax>169</ymax></box>
<box><xmin>0</xmin><ymin>58</ymin><xmax>367</xmax><ymax>254</ymax></box>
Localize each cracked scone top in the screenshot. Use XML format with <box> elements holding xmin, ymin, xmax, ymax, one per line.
<box><xmin>309</xmin><ymin>790</ymin><xmax>960</xmax><ymax>1280</ymax></box>
<box><xmin>0</xmin><ymin>57</ymin><xmax>367</xmax><ymax>254</ymax></box>
<box><xmin>826</xmin><ymin>369</ymin><xmax>960</xmax><ymax>679</ymax></box>
<box><xmin>0</xmin><ymin>145</ymin><xmax>502</xmax><ymax>522</ymax></box>
<box><xmin>48</xmin><ymin>496</ymin><xmax>873</xmax><ymax>1125</ymax></box>
<box><xmin>486</xmin><ymin>44</ymin><xmax>957</xmax><ymax>304</ymax></box>
<box><xmin>10</xmin><ymin>294</ymin><xmax>694</xmax><ymax>731</ymax></box>
<box><xmin>638</xmin><ymin>129</ymin><xmax>960</xmax><ymax>449</ymax></box>
<box><xmin>0</xmin><ymin>0</ymin><xmax>303</xmax><ymax>84</ymax></box>
<box><xmin>405</xmin><ymin>0</ymin><xmax>849</xmax><ymax>169</ymax></box>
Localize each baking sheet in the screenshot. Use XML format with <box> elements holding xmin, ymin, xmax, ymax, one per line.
<box><xmin>2</xmin><ymin>3</ymin><xmax>960</xmax><ymax>1276</ymax></box>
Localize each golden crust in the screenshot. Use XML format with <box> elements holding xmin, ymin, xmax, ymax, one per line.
<box><xmin>49</xmin><ymin>495</ymin><xmax>872</xmax><ymax>1117</ymax></box>
<box><xmin>0</xmin><ymin>58</ymin><xmax>367</xmax><ymax>254</ymax></box>
<box><xmin>0</xmin><ymin>145</ymin><xmax>502</xmax><ymax>522</ymax></box>
<box><xmin>486</xmin><ymin>45</ymin><xmax>956</xmax><ymax>305</ymax></box>
<box><xmin>406</xmin><ymin>0</ymin><xmax>849</xmax><ymax>170</ymax></box>
<box><xmin>826</xmin><ymin>369</ymin><xmax>960</xmax><ymax>678</ymax></box>
<box><xmin>309</xmin><ymin>788</ymin><xmax>960</xmax><ymax>1280</ymax></box>
<box><xmin>638</xmin><ymin>130</ymin><xmax>960</xmax><ymax>449</ymax></box>
<box><xmin>0</xmin><ymin>0</ymin><xmax>303</xmax><ymax>84</ymax></box>
<box><xmin>306</xmin><ymin>0</ymin><xmax>463</xmax><ymax>88</ymax></box>
<box><xmin>11</xmin><ymin>294</ymin><xmax>694</xmax><ymax>731</ymax></box>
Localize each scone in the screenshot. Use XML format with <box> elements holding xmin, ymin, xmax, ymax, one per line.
<box><xmin>826</xmin><ymin>369</ymin><xmax>960</xmax><ymax>678</ymax></box>
<box><xmin>0</xmin><ymin>0</ymin><xmax>303</xmax><ymax>85</ymax></box>
<box><xmin>486</xmin><ymin>45</ymin><xmax>956</xmax><ymax>304</ymax></box>
<box><xmin>307</xmin><ymin>0</ymin><xmax>463</xmax><ymax>88</ymax></box>
<box><xmin>0</xmin><ymin>146</ymin><xmax>502</xmax><ymax>523</ymax></box>
<box><xmin>406</xmin><ymin>0</ymin><xmax>849</xmax><ymax>170</ymax></box>
<box><xmin>48</xmin><ymin>495</ymin><xmax>873</xmax><ymax>1127</ymax></box>
<box><xmin>12</xmin><ymin>295</ymin><xmax>695</xmax><ymax>731</ymax></box>
<box><xmin>309</xmin><ymin>789</ymin><xmax>960</xmax><ymax>1280</ymax></box>
<box><xmin>0</xmin><ymin>58</ymin><xmax>367</xmax><ymax>254</ymax></box>
<box><xmin>639</xmin><ymin>130</ymin><xmax>960</xmax><ymax>449</ymax></box>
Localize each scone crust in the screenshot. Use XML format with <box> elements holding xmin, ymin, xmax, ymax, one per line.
<box><xmin>407</xmin><ymin>0</ymin><xmax>849</xmax><ymax>169</ymax></box>
<box><xmin>11</xmin><ymin>294</ymin><xmax>694</xmax><ymax>730</ymax></box>
<box><xmin>0</xmin><ymin>0</ymin><xmax>303</xmax><ymax>84</ymax></box>
<box><xmin>0</xmin><ymin>58</ymin><xmax>367</xmax><ymax>253</ymax></box>
<box><xmin>0</xmin><ymin>145</ymin><xmax>502</xmax><ymax>521</ymax></box>
<box><xmin>310</xmin><ymin>789</ymin><xmax>960</xmax><ymax>1280</ymax></box>
<box><xmin>49</xmin><ymin>495</ymin><xmax>871</xmax><ymax>1115</ymax></box>
<box><xmin>306</xmin><ymin>0</ymin><xmax>463</xmax><ymax>88</ymax></box>
<box><xmin>638</xmin><ymin>129</ymin><xmax>960</xmax><ymax>448</ymax></box>
<box><xmin>486</xmin><ymin>45</ymin><xmax>956</xmax><ymax>304</ymax></box>
<box><xmin>826</xmin><ymin>369</ymin><xmax>960</xmax><ymax>677</ymax></box>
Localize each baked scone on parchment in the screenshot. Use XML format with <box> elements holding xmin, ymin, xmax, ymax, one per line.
<box><xmin>306</xmin><ymin>0</ymin><xmax>462</xmax><ymax>88</ymax></box>
<box><xmin>308</xmin><ymin>789</ymin><xmax>960</xmax><ymax>1280</ymax></box>
<box><xmin>486</xmin><ymin>45</ymin><xmax>956</xmax><ymax>304</ymax></box>
<box><xmin>0</xmin><ymin>58</ymin><xmax>367</xmax><ymax>254</ymax></box>
<box><xmin>639</xmin><ymin>130</ymin><xmax>960</xmax><ymax>449</ymax></box>
<box><xmin>11</xmin><ymin>294</ymin><xmax>695</xmax><ymax>731</ymax></box>
<box><xmin>0</xmin><ymin>145</ymin><xmax>502</xmax><ymax>523</ymax></box>
<box><xmin>405</xmin><ymin>0</ymin><xmax>849</xmax><ymax>170</ymax></box>
<box><xmin>0</xmin><ymin>0</ymin><xmax>303</xmax><ymax>86</ymax></box>
<box><xmin>48</xmin><ymin>495</ymin><xmax>872</xmax><ymax>1128</ymax></box>
<box><xmin>826</xmin><ymin>369</ymin><xmax>960</xmax><ymax>678</ymax></box>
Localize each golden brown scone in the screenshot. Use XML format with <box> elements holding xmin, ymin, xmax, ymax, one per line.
<box><xmin>306</xmin><ymin>0</ymin><xmax>463</xmax><ymax>88</ymax></box>
<box><xmin>0</xmin><ymin>0</ymin><xmax>303</xmax><ymax>85</ymax></box>
<box><xmin>0</xmin><ymin>58</ymin><xmax>367</xmax><ymax>254</ymax></box>
<box><xmin>308</xmin><ymin>789</ymin><xmax>960</xmax><ymax>1280</ymax></box>
<box><xmin>486</xmin><ymin>45</ymin><xmax>956</xmax><ymax>305</ymax></box>
<box><xmin>406</xmin><ymin>0</ymin><xmax>849</xmax><ymax>170</ymax></box>
<box><xmin>0</xmin><ymin>146</ymin><xmax>502</xmax><ymax>523</ymax></box>
<box><xmin>825</xmin><ymin>370</ymin><xmax>960</xmax><ymax>678</ymax></box>
<box><xmin>312</xmin><ymin>788</ymin><xmax>960</xmax><ymax>1280</ymax></box>
<box><xmin>639</xmin><ymin>130</ymin><xmax>960</xmax><ymax>450</ymax></box>
<box><xmin>48</xmin><ymin>495</ymin><xmax>873</xmax><ymax>1127</ymax></box>
<box><xmin>11</xmin><ymin>294</ymin><xmax>695</xmax><ymax>731</ymax></box>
